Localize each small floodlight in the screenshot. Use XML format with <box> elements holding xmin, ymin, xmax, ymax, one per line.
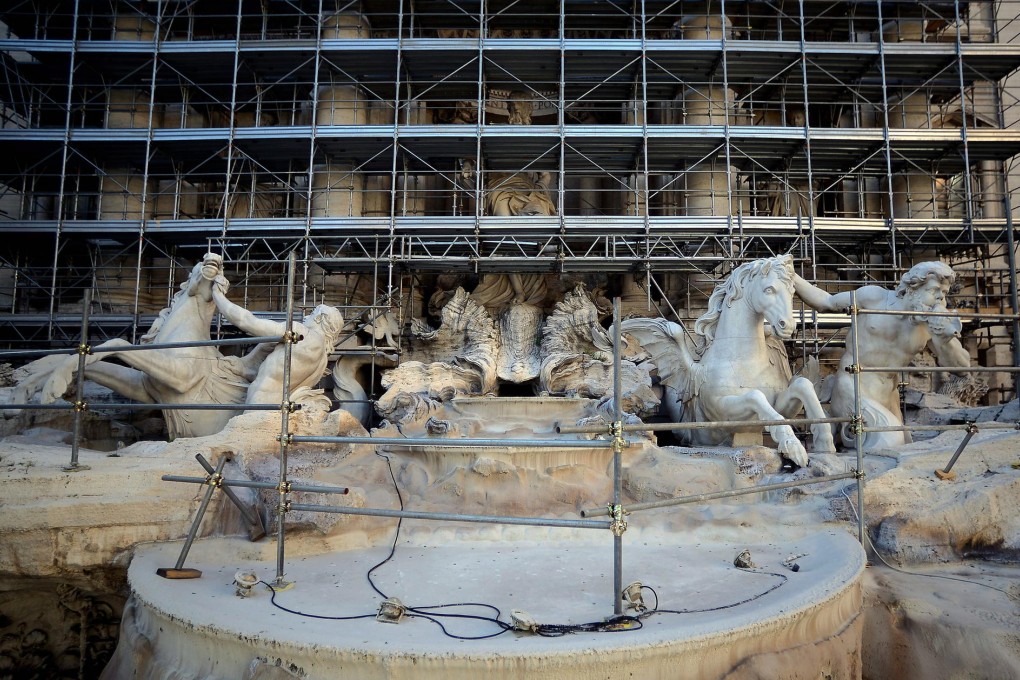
<box><xmin>233</xmin><ymin>570</ymin><xmax>259</xmax><ymax>597</ymax></box>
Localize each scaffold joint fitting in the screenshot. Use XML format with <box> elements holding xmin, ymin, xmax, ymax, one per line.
<box><xmin>965</xmin><ymin>422</ymin><xmax>979</xmax><ymax>435</ymax></box>
<box><xmin>204</xmin><ymin>472</ymin><xmax>223</xmax><ymax>488</ymax></box>
<box><xmin>276</xmin><ymin>501</ymin><xmax>291</xmax><ymax>516</ymax></box>
<box><xmin>73</xmin><ymin>400</ymin><xmax>88</xmax><ymax>412</ymax></box>
<box><xmin>278</xmin><ymin>480</ymin><xmax>292</xmax><ymax>494</ymax></box>
<box><xmin>844</xmin><ymin>364</ymin><xmax>861</xmax><ymax>374</ymax></box>
<box><xmin>848</xmin><ymin>415</ymin><xmax>863</xmax><ymax>436</ymax></box>
<box><xmin>853</xmin><ymin>468</ymin><xmax>865</xmax><ymax>481</ymax></box>
<box><xmin>608</xmin><ymin>504</ymin><xmax>628</xmax><ymax>537</ymax></box>
<box><xmin>77</xmin><ymin>343</ymin><xmax>91</xmax><ymax>356</ymax></box>
<box><xmin>276</xmin><ymin>433</ymin><xmax>294</xmax><ymax>446</ymax></box>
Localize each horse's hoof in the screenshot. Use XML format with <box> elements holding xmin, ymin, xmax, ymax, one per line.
<box><xmin>780</xmin><ymin>440</ymin><xmax>809</xmax><ymax>468</ymax></box>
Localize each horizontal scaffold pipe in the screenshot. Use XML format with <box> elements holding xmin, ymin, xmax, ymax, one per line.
<box><xmin>856</xmin><ymin>366</ymin><xmax>1020</xmax><ymax>373</ymax></box>
<box><xmin>556</xmin><ymin>416</ymin><xmax>851</xmax><ymax>435</ymax></box>
<box><xmin>288</xmin><ymin>435</ymin><xmax>615</xmax><ymax>449</ymax></box>
<box><xmin>161</xmin><ymin>475</ymin><xmax>349</xmax><ymax>495</ymax></box>
<box><xmin>288</xmin><ymin>503</ymin><xmax>612</xmax><ymax>530</ymax></box>
<box><xmin>851</xmin><ymin>308</ymin><xmax>1019</xmax><ymax>320</ymax></box>
<box><xmin>0</xmin><ymin>403</ymin><xmax>295</xmax><ymax>411</ymax></box>
<box><xmin>581</xmin><ymin>471</ymin><xmax>859</xmax><ymax>518</ymax></box>
<box><xmin>0</xmin><ymin>335</ymin><xmax>290</xmax><ymax>359</ymax></box>
<box><xmin>863</xmin><ymin>422</ymin><xmax>1019</xmax><ymax>433</ymax></box>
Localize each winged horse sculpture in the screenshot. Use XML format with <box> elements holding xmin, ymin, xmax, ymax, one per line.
<box><xmin>13</xmin><ymin>254</ymin><xmax>266</xmax><ymax>439</ymax></box>
<box><xmin>621</xmin><ymin>255</ymin><xmax>835</xmax><ymax>466</ymax></box>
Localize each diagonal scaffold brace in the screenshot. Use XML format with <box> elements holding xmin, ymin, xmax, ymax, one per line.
<box><xmin>157</xmin><ymin>453</ymin><xmax>234</xmax><ymax>579</ymax></box>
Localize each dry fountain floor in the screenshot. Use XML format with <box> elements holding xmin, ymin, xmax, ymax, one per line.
<box><xmin>104</xmin><ymin>527</ymin><xmax>864</xmax><ymax>679</ymax></box>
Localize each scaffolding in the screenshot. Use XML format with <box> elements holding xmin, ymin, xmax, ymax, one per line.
<box><xmin>0</xmin><ymin>1</ymin><xmax>1018</xmax><ymax>406</ymax></box>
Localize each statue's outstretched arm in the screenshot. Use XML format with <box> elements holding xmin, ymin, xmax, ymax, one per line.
<box><xmin>792</xmin><ymin>273</ymin><xmax>854</xmax><ymax>312</ymax></box>
<box><xmin>212</xmin><ymin>286</ymin><xmax>285</xmax><ymax>339</ymax></box>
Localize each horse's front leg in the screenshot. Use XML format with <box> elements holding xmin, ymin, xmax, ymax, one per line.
<box><xmin>716</xmin><ymin>391</ymin><xmax>809</xmax><ymax>467</ymax></box>
<box><xmin>41</xmin><ymin>339</ymin><xmax>132</xmax><ymax>403</ymax></box>
<box><xmin>774</xmin><ymin>376</ymin><xmax>837</xmax><ymax>454</ymax></box>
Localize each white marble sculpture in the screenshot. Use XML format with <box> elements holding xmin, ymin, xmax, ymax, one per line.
<box><xmin>10</xmin><ymin>254</ymin><xmax>261</xmax><ymax>439</ymax></box>
<box><xmin>623</xmin><ymin>255</ymin><xmax>835</xmax><ymax>466</ymax></box>
<box><xmin>212</xmin><ymin>277</ymin><xmax>344</xmax><ymax>411</ymax></box>
<box><xmin>793</xmin><ymin>261</ymin><xmax>971</xmax><ymax>450</ymax></box>
<box><xmin>541</xmin><ymin>285</ymin><xmax>658</xmax><ymax>417</ymax></box>
<box><xmin>375</xmin><ymin>288</ymin><xmax>498</xmax><ymax>424</ymax></box>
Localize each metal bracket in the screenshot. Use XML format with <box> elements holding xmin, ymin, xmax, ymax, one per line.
<box><xmin>608</xmin><ymin>503</ymin><xmax>628</xmax><ymax>537</ymax></box>
<box><xmin>282</xmin><ymin>401</ymin><xmax>299</xmax><ymax>413</ymax></box>
<box><xmin>276</xmin><ymin>500</ymin><xmax>291</xmax><ymax>516</ymax></box>
<box><xmin>77</xmin><ymin>343</ymin><xmax>92</xmax><ymax>356</ymax></box>
<box><xmin>73</xmin><ymin>400</ymin><xmax>88</xmax><ymax>412</ymax></box>
<box><xmin>853</xmin><ymin>467</ymin><xmax>865</xmax><ymax>481</ymax></box>
<box><xmin>277</xmin><ymin>480</ymin><xmax>292</xmax><ymax>494</ymax></box>
<box><xmin>204</xmin><ymin>471</ymin><xmax>223</xmax><ymax>488</ymax></box>
<box><xmin>848</xmin><ymin>415</ymin><xmax>863</xmax><ymax>435</ymax></box>
<box><xmin>275</xmin><ymin>433</ymin><xmax>294</xmax><ymax>445</ymax></box>
<box><xmin>844</xmin><ymin>364</ymin><xmax>861</xmax><ymax>374</ymax></box>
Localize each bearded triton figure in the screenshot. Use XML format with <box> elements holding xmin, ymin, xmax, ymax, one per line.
<box><xmin>792</xmin><ymin>262</ymin><xmax>971</xmax><ymax>450</ymax></box>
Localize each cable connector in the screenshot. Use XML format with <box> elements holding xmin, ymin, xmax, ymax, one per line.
<box><xmin>510</xmin><ymin>609</ymin><xmax>539</xmax><ymax>634</ymax></box>
<box><xmin>377</xmin><ymin>597</ymin><xmax>406</xmax><ymax>624</ymax></box>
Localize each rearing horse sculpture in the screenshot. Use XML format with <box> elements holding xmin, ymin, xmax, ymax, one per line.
<box><xmin>23</xmin><ymin>254</ymin><xmax>264</xmax><ymax>439</ymax></box>
<box><xmin>621</xmin><ymin>255</ymin><xmax>835</xmax><ymax>466</ymax></box>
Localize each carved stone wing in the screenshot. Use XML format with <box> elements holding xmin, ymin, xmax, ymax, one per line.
<box><xmin>618</xmin><ymin>317</ymin><xmax>698</xmax><ymax>402</ymax></box>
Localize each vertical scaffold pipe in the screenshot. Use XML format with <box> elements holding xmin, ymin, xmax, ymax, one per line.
<box><xmin>1006</xmin><ymin>198</ymin><xmax>1019</xmax><ymax>401</ymax></box>
<box><xmin>65</xmin><ymin>289</ymin><xmax>92</xmax><ymax>471</ymax></box>
<box><xmin>612</xmin><ymin>297</ymin><xmax>624</xmax><ymax>616</ymax></box>
<box><xmin>275</xmin><ymin>252</ymin><xmax>298</xmax><ymax>586</ymax></box>
<box><xmin>850</xmin><ymin>291</ymin><xmax>864</xmax><ymax>545</ymax></box>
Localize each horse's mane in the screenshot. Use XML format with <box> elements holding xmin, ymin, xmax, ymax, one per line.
<box><xmin>693</xmin><ymin>255</ymin><xmax>794</xmax><ymax>345</ymax></box>
<box><xmin>140</xmin><ymin>263</ymin><xmax>205</xmax><ymax>344</ymax></box>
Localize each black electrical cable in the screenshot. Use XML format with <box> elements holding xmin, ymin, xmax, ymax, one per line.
<box><xmin>637</xmin><ymin>569</ymin><xmax>789</xmax><ymax>619</ymax></box>
<box><xmin>260</xmin><ymin>580</ymin><xmax>376</xmax><ymax>621</ymax></box>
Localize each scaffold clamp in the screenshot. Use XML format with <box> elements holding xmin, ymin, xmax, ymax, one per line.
<box><xmin>844</xmin><ymin>364</ymin><xmax>861</xmax><ymax>374</ymax></box>
<box><xmin>608</xmin><ymin>504</ymin><xmax>628</xmax><ymax>537</ymax></box>
<box><xmin>77</xmin><ymin>343</ymin><xmax>92</xmax><ymax>355</ymax></box>
<box><xmin>73</xmin><ymin>400</ymin><xmax>88</xmax><ymax>412</ymax></box>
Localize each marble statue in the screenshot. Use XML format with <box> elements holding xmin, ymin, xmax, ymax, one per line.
<box><xmin>485</xmin><ymin>172</ymin><xmax>556</xmax><ymax>217</ymax></box>
<box><xmin>212</xmin><ymin>277</ymin><xmax>344</xmax><ymax>411</ymax></box>
<box><xmin>541</xmin><ymin>285</ymin><xmax>659</xmax><ymax>417</ymax></box>
<box><xmin>623</xmin><ymin>255</ymin><xmax>835</xmax><ymax>466</ymax></box>
<box><xmin>11</xmin><ymin>254</ymin><xmax>260</xmax><ymax>439</ymax></box>
<box><xmin>375</xmin><ymin>288</ymin><xmax>498</xmax><ymax>423</ymax></box>
<box><xmin>792</xmin><ymin>261</ymin><xmax>971</xmax><ymax>450</ymax></box>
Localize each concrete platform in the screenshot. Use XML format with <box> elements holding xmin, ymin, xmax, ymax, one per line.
<box><xmin>105</xmin><ymin>526</ymin><xmax>865</xmax><ymax>679</ymax></box>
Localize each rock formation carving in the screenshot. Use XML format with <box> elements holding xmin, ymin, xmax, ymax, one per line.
<box><xmin>793</xmin><ymin>261</ymin><xmax>971</xmax><ymax>450</ymax></box>
<box><xmin>623</xmin><ymin>255</ymin><xmax>836</xmax><ymax>466</ymax></box>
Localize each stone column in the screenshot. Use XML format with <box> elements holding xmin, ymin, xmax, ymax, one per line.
<box><xmin>678</xmin><ymin>14</ymin><xmax>735</xmax><ymax>218</ymax></box>
<box><xmin>312</xmin><ymin>84</ymin><xmax>367</xmax><ymax>217</ymax></box>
